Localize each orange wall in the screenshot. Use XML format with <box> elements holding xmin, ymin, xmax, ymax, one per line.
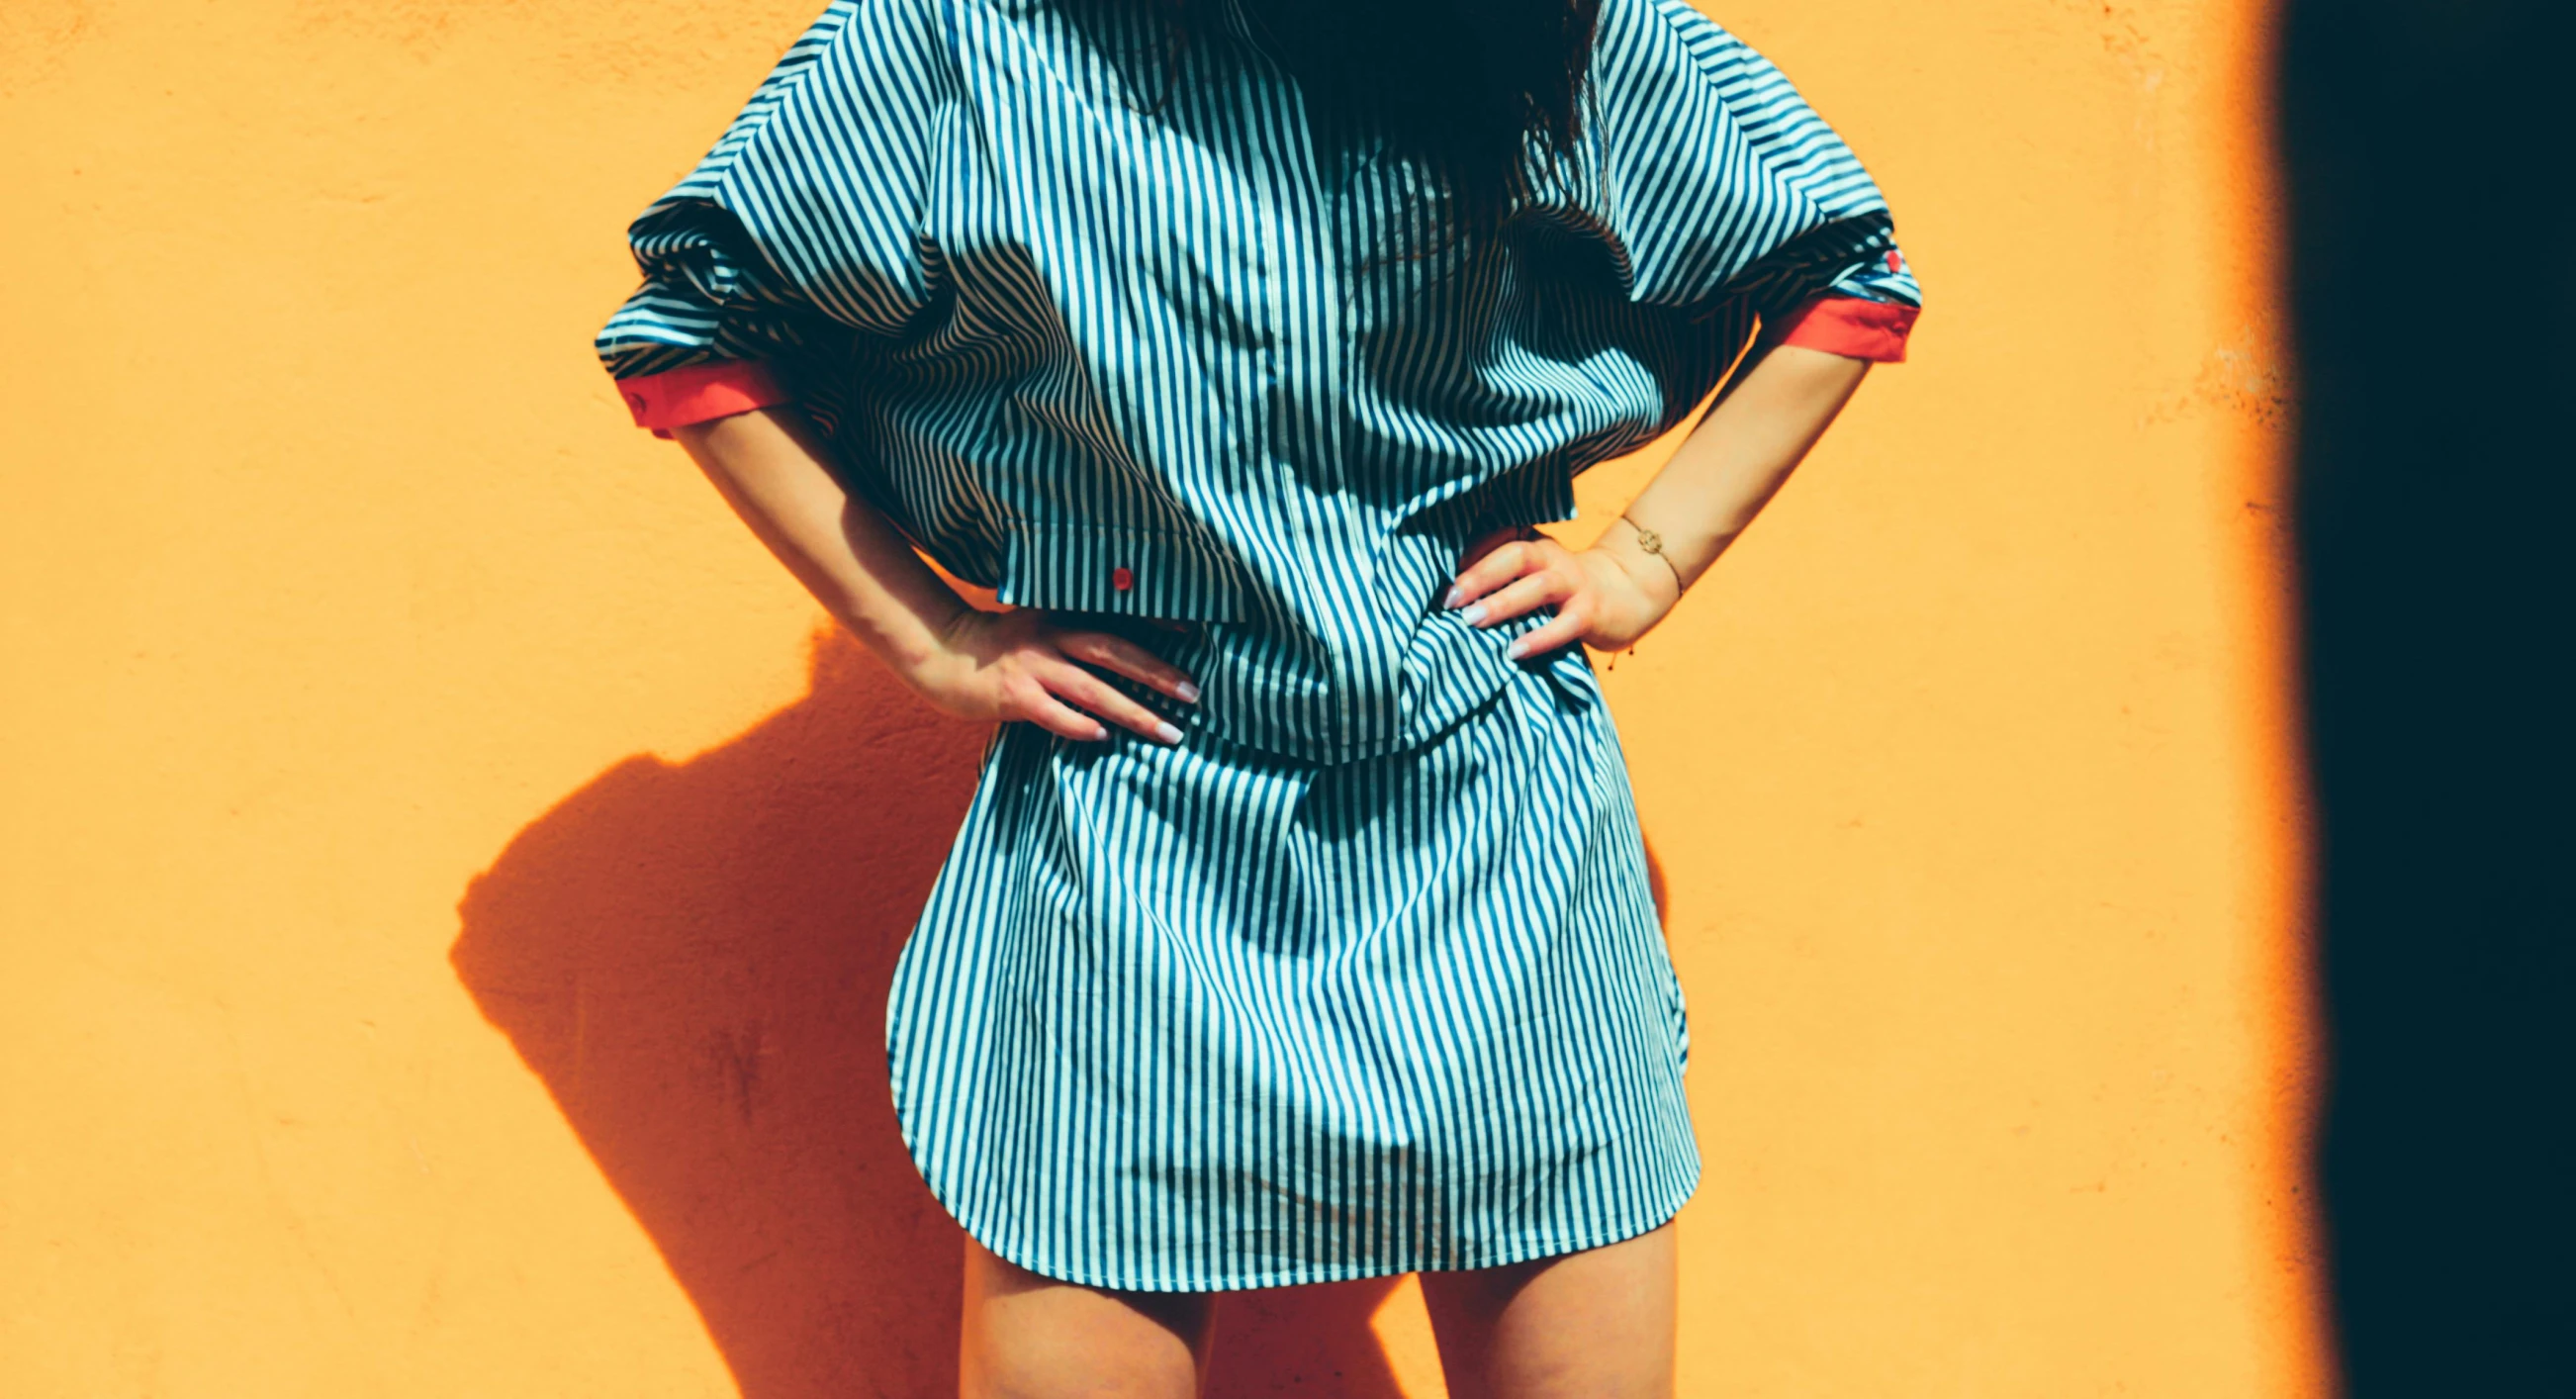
<box><xmin>0</xmin><ymin>0</ymin><xmax>2326</xmax><ymax>1394</ymax></box>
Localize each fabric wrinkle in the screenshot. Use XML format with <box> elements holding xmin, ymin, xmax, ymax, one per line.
<box><xmin>597</xmin><ymin>0</ymin><xmax>1915</xmax><ymax>1291</ymax></box>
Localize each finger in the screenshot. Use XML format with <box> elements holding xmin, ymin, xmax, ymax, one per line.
<box><xmin>1506</xmin><ymin>607</ymin><xmax>1590</xmax><ymax>661</ymax></box>
<box><xmin>1058</xmin><ymin>629</ymin><xmax>1202</xmax><ymax>702</ymax></box>
<box><xmin>1459</xmin><ymin>566</ymin><xmax>1574</xmax><ymax>625</ymax></box>
<box><xmin>1444</xmin><ymin>540</ymin><xmax>1538</xmax><ymax>608</ymax></box>
<box><xmin>1042</xmin><ymin>659</ymin><xmax>1186</xmax><ymax>745</ymax></box>
<box><xmin>1016</xmin><ymin>684</ymin><xmax>1111</xmax><ymax>742</ymax></box>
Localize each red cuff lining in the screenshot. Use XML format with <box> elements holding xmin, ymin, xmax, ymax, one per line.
<box><xmin>613</xmin><ymin>360</ymin><xmax>793</xmax><ymax>438</ymax></box>
<box><xmin>1768</xmin><ymin>295</ymin><xmax>1919</xmax><ymax>363</ymax></box>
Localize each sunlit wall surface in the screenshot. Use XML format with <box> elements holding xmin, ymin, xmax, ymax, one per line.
<box><xmin>0</xmin><ymin>0</ymin><xmax>2325</xmax><ymax>1393</ymax></box>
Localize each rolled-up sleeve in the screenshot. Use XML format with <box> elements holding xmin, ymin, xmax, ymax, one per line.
<box><xmin>593</xmin><ymin>0</ymin><xmax>954</xmax><ymax>432</ymax></box>
<box><xmin>1767</xmin><ymin>291</ymin><xmax>1919</xmax><ymax>362</ymax></box>
<box><xmin>1591</xmin><ymin>0</ymin><xmax>1923</xmax><ymax>358</ymax></box>
<box><xmin>612</xmin><ymin>359</ymin><xmax>795</xmax><ymax>439</ymax></box>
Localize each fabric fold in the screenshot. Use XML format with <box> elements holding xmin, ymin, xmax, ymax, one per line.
<box><xmin>1770</xmin><ymin>294</ymin><xmax>1920</xmax><ymax>362</ymax></box>
<box><xmin>615</xmin><ymin>359</ymin><xmax>795</xmax><ymax>438</ymax></box>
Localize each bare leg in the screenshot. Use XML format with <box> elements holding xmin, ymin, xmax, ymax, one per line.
<box><xmin>1416</xmin><ymin>1219</ymin><xmax>1679</xmax><ymax>1399</ymax></box>
<box><xmin>959</xmin><ymin>1234</ymin><xmax>1220</xmax><ymax>1399</ymax></box>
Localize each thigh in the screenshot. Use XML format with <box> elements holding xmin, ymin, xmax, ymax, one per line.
<box><xmin>1416</xmin><ymin>1220</ymin><xmax>1680</xmax><ymax>1399</ymax></box>
<box><xmin>959</xmin><ymin>1234</ymin><xmax>1219</xmax><ymax>1399</ymax></box>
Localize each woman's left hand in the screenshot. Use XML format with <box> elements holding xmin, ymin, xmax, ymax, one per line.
<box><xmin>1441</xmin><ymin>523</ymin><xmax>1685</xmax><ymax>660</ymax></box>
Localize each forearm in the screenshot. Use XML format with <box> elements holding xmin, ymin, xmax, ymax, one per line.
<box><xmin>1603</xmin><ymin>342</ymin><xmax>1872</xmax><ymax>592</ymax></box>
<box><xmin>669</xmin><ymin>405</ymin><xmax>969</xmax><ymax>676</ymax></box>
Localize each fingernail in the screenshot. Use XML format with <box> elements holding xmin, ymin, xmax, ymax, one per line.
<box><xmin>1174</xmin><ymin>680</ymin><xmax>1201</xmax><ymax>702</ymax></box>
<box><xmin>1154</xmin><ymin>720</ymin><xmax>1185</xmax><ymax>744</ymax></box>
<box><xmin>1505</xmin><ymin>636</ymin><xmax>1528</xmax><ymax>659</ymax></box>
<box><xmin>1441</xmin><ymin>586</ymin><xmax>1464</xmax><ymax>609</ymax></box>
<box><xmin>1459</xmin><ymin>603</ymin><xmax>1487</xmax><ymax>624</ymax></box>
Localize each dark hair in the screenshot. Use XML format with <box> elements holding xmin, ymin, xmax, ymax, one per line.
<box><xmin>1071</xmin><ymin>0</ymin><xmax>1606</xmax><ymax>272</ymax></box>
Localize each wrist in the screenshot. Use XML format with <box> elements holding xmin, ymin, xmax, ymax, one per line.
<box><xmin>916</xmin><ymin>596</ymin><xmax>985</xmax><ymax>665</ymax></box>
<box><xmin>1601</xmin><ymin>515</ymin><xmax>1686</xmax><ymax>606</ymax></box>
<box><xmin>847</xmin><ymin>590</ymin><xmax>976</xmax><ymax>686</ymax></box>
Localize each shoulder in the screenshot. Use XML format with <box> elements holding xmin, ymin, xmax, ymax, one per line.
<box><xmin>1583</xmin><ymin>0</ymin><xmax>1769</xmax><ymax>159</ymax></box>
<box><xmin>800</xmin><ymin>0</ymin><xmax>960</xmax><ymax>89</ymax></box>
<box><xmin>1591</xmin><ymin>0</ymin><xmax>1811</xmax><ymax>116</ymax></box>
<box><xmin>680</xmin><ymin>0</ymin><xmax>962</xmax><ymax>194</ymax></box>
<box><xmin>1592</xmin><ymin>0</ymin><xmax>1737</xmax><ymax>81</ymax></box>
<box><xmin>1588</xmin><ymin>0</ymin><xmax>1879</xmax><ymax>193</ymax></box>
<box><xmin>742</xmin><ymin>0</ymin><xmax>962</xmax><ymax>119</ymax></box>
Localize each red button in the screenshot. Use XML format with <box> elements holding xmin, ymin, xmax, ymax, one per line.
<box><xmin>1886</xmin><ymin>250</ymin><xmax>1904</xmax><ymax>274</ymax></box>
<box><xmin>1111</xmin><ymin>565</ymin><xmax>1134</xmax><ymax>592</ymax></box>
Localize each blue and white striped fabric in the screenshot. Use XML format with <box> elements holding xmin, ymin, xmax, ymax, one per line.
<box><xmin>598</xmin><ymin>0</ymin><xmax>1917</xmax><ymax>1290</ymax></box>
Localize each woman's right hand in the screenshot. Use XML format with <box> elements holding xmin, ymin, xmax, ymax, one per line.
<box><xmin>661</xmin><ymin>409</ymin><xmax>1200</xmax><ymax>746</ymax></box>
<box><xmin>906</xmin><ymin>606</ymin><xmax>1202</xmax><ymax>744</ymax></box>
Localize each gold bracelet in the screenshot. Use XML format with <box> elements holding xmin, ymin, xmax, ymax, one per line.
<box><xmin>1620</xmin><ymin>513</ymin><xmax>1687</xmax><ymax>593</ymax></box>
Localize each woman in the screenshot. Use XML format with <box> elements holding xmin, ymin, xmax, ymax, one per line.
<box><xmin>596</xmin><ymin>0</ymin><xmax>1918</xmax><ymax>1391</ymax></box>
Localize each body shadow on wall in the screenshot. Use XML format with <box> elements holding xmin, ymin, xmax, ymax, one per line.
<box><xmin>449</xmin><ymin>627</ymin><xmax>1427</xmax><ymax>1397</ymax></box>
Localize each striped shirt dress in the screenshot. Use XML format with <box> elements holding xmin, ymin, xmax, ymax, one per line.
<box><xmin>596</xmin><ymin>0</ymin><xmax>1921</xmax><ymax>1292</ymax></box>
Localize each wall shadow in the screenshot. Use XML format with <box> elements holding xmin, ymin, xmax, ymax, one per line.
<box><xmin>2280</xmin><ymin>2</ymin><xmax>2574</xmax><ymax>1393</ymax></box>
<box><xmin>451</xmin><ymin>628</ymin><xmax>1421</xmax><ymax>1397</ymax></box>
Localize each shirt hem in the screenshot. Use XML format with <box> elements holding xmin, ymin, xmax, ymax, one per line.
<box><xmin>942</xmin><ymin>1157</ymin><xmax>1703</xmax><ymax>1295</ymax></box>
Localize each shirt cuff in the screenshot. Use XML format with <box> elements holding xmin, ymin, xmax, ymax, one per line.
<box><xmin>1767</xmin><ymin>295</ymin><xmax>1920</xmax><ymax>363</ymax></box>
<box><xmin>613</xmin><ymin>359</ymin><xmax>793</xmax><ymax>439</ymax></box>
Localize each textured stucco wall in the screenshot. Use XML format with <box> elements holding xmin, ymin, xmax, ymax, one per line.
<box><xmin>0</xmin><ymin>0</ymin><xmax>2325</xmax><ymax>1393</ymax></box>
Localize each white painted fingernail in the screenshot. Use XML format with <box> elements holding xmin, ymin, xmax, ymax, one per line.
<box><xmin>1505</xmin><ymin>636</ymin><xmax>1528</xmax><ymax>659</ymax></box>
<box><xmin>1441</xmin><ymin>586</ymin><xmax>1464</xmax><ymax>609</ymax></box>
<box><xmin>1459</xmin><ymin>603</ymin><xmax>1487</xmax><ymax>624</ymax></box>
<box><xmin>1154</xmin><ymin>720</ymin><xmax>1185</xmax><ymax>744</ymax></box>
<box><xmin>1174</xmin><ymin>680</ymin><xmax>1201</xmax><ymax>702</ymax></box>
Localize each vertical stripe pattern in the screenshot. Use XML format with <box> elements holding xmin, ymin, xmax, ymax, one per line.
<box><xmin>594</xmin><ymin>0</ymin><xmax>1919</xmax><ymax>1291</ymax></box>
<box><xmin>890</xmin><ymin>651</ymin><xmax>1697</xmax><ymax>1289</ymax></box>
